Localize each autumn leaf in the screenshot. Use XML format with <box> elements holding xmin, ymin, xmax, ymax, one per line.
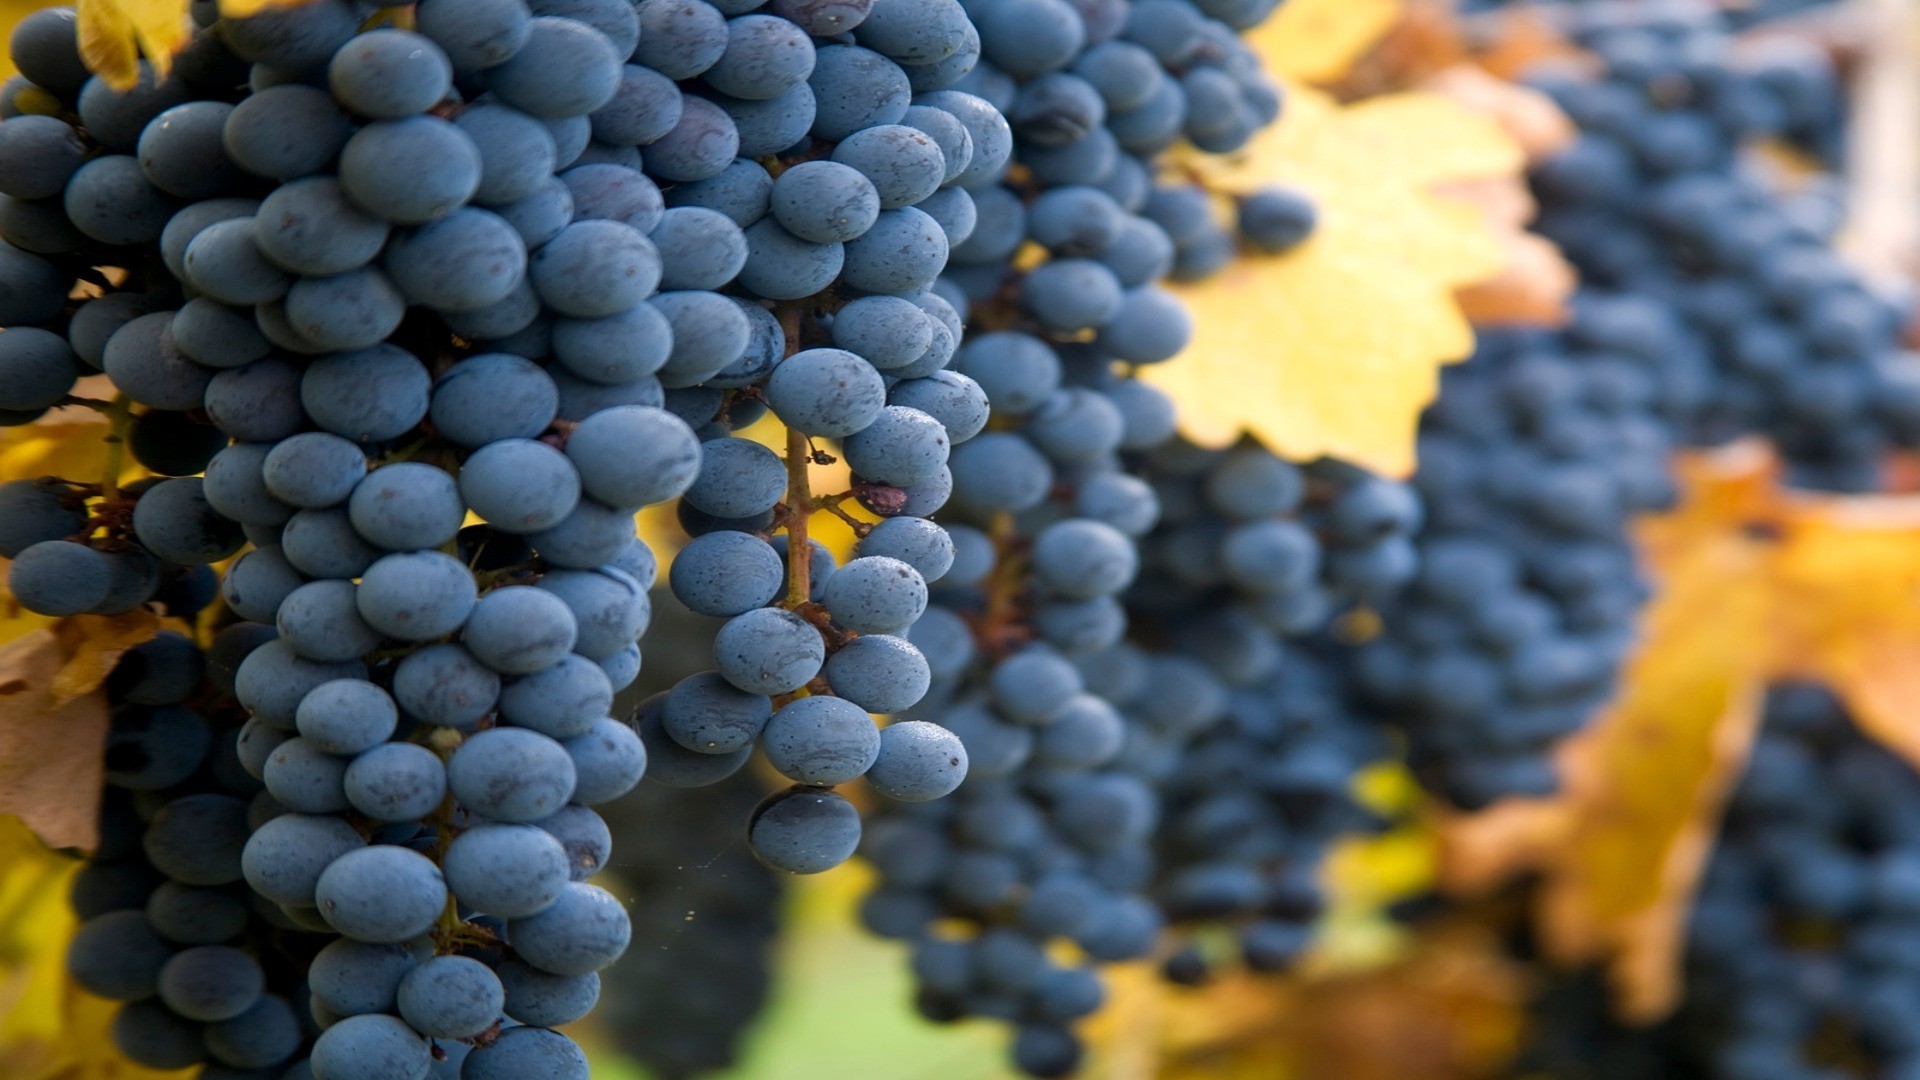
<box><xmin>74</xmin><ymin>0</ymin><xmax>190</xmax><ymax>89</ymax></box>
<box><xmin>1437</xmin><ymin>444</ymin><xmax>1920</xmax><ymax>1021</ymax></box>
<box><xmin>1148</xmin><ymin>85</ymin><xmax>1519</xmax><ymax>476</ymax></box>
<box><xmin>0</xmin><ymin>613</ymin><xmax>159</xmax><ymax>852</ymax></box>
<box><xmin>1252</xmin><ymin>0</ymin><xmax>1404</xmax><ymax>85</ymax></box>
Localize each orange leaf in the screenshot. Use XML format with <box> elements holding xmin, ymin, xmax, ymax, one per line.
<box><xmin>0</xmin><ymin>631</ymin><xmax>113</xmax><ymax>852</ymax></box>
<box><xmin>50</xmin><ymin>610</ymin><xmax>161</xmax><ymax>707</ymax></box>
<box><xmin>74</xmin><ymin>0</ymin><xmax>190</xmax><ymax>90</ymax></box>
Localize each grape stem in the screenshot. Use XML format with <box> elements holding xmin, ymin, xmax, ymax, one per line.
<box><xmin>98</xmin><ymin>394</ymin><xmax>131</xmax><ymax>502</ymax></box>
<box><xmin>784</xmin><ymin>423</ymin><xmax>813</xmax><ymax>608</ymax></box>
<box><xmin>974</xmin><ymin>511</ymin><xmax>1029</xmax><ymax>656</ymax></box>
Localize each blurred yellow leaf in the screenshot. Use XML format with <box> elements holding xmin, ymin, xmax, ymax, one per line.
<box><xmin>1149</xmin><ymin>85</ymin><xmax>1518</xmax><ymax>477</ymax></box>
<box><xmin>1442</xmin><ymin>444</ymin><xmax>1920</xmax><ymax>1021</ymax></box>
<box><xmin>1253</xmin><ymin>0</ymin><xmax>1403</xmax><ymax>85</ymax></box>
<box><xmin>74</xmin><ymin>0</ymin><xmax>190</xmax><ymax>89</ymax></box>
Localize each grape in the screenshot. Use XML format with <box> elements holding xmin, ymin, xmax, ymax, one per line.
<box><xmin>457</xmin><ymin>438</ymin><xmax>582</xmax><ymax>535</ymax></box>
<box><xmin>463</xmin><ymin>1026</ymin><xmax>591</xmax><ymax>1080</ymax></box>
<box><xmin>275</xmin><ymin>580</ymin><xmax>380</xmax><ymax>662</ymax></box>
<box><xmin>202</xmin><ymin>442</ymin><xmax>292</xmax><ymax>527</ymax></box>
<box><xmin>856</xmin><ymin>516</ymin><xmax>955</xmax><ymax>583</ymax></box>
<box><xmin>101</xmin><ymin>313</ymin><xmax>212</xmax><ymax>413</ymax></box>
<box><xmin>125</xmin><ymin>409</ymin><xmax>225</xmax><ymax>479</ymax></box>
<box><xmin>443</xmin><ymin>822</ymin><xmax>571</xmax><ymax>918</ymax></box>
<box><xmin>530</xmin><ymin>219</ymin><xmax>661</xmax><ymax>317</ymax></box>
<box><xmin>254</xmin><ymin>176</ymin><xmax>391</xmax><ymax>276</ymax></box>
<box><xmin>62</xmin><ymin>154</ymin><xmax>172</xmax><ymax>246</ymax></box>
<box><xmin>803</xmin><ymin>45</ymin><xmax>907</xmax><ymax>145</ymax></box>
<box><xmin>552</xmin><ymin>303</ymin><xmax>673</xmax><ymax>385</ymax></box>
<box><xmin>107</xmin><ymin>999</ymin><xmax>211</xmax><ymax>1071</ymax></box>
<box><xmin>822</xmin><ymin>556</ymin><xmax>928</xmax><ymax>634</ymax></box>
<box><xmin>0</xmin><ymin>329</ymin><xmax>76</xmax><ymax>418</ymax></box>
<box><xmin>202</xmin><ymin>993</ymin><xmax>301</xmax><ymax>1070</ymax></box>
<box><xmin>748</xmin><ymin>786</ymin><xmax>861</xmax><ymax>873</ymax></box>
<box><xmin>712</xmin><ymin>607</ymin><xmax>826</xmax><ymax>695</ymax></box>
<box><xmin>908</xmin><ymin>605</ymin><xmax>975</xmax><ymax>678</ymax></box>
<box><xmin>105</xmin><ymin>705</ymin><xmax>210</xmax><ymax>790</ymax></box>
<box><xmin>328</xmin><ymin>29</ymin><xmax>452</xmax><ymax>119</ymax></box>
<box><xmin>428</xmin><ymin>354</ymin><xmax>558</xmax><ymax>449</ymax></box>
<box><xmin>769</xmin><ymin>161</ymin><xmax>880</xmax><ymax>245</ymax></box>
<box><xmin>240</xmin><ymin>811</ymin><xmax>364</xmax><ymax>906</ymax></box>
<box><xmin>760</xmin><ymin>695</ymin><xmax>882</xmax><ymax>785</ymax></box>
<box><xmin>764</xmin><ymin>348</ymin><xmax>887</xmax><ymax>437</ymax></box>
<box><xmin>650</xmin><ymin>206</ymin><xmax>748</xmax><ymax>291</ymax></box>
<box><xmin>0</xmin><ymin>241</ymin><xmax>67</xmax><ymax>325</ymax></box>
<box><xmin>460</xmin><ymin>585</ymin><xmax>578</xmax><ymax>674</ymax></box>
<box><xmin>645</xmin><ymin>96</ymin><xmax>741</xmax><ymax>183</ymax></box>
<box><xmin>823</xmin><ymin>633</ymin><xmax>931</xmax><ymax>713</ymax></box>
<box><xmin>260</xmin><ymin>433</ymin><xmax>367</xmax><ymax>510</ymax></box>
<box><xmin>308</xmin><ymin>1013</ymin><xmax>430</xmax><ymax>1080</ymax></box>
<box><xmin>69</xmin><ymin>292</ymin><xmax>166</xmax><ymax>370</ymax></box>
<box><xmin>586</xmin><ymin>64</ymin><xmax>681</xmax><ymax>148</ymax></box>
<box><xmin>737</xmin><ymin>218</ymin><xmax>844</xmax><ymax>299</ymax></box>
<box><xmin>843</xmin><ymin>405</ymin><xmax>950</xmax><ymax>487</ymax></box>
<box><xmin>669</xmin><ymin>532</ymin><xmax>785</xmax><ymax>618</ymax></box>
<box><xmin>532</xmin><ymin>803</ymin><xmax>612</xmax><ymax>881</ymax></box>
<box><xmin>448</xmin><ymin>727</ymin><xmax>578</xmax><ymax>822</ymax></box>
<box><xmin>564</xmin><ymin>405</ymin><xmax>701</xmax><ymax>508</ymax></box>
<box><xmin>138</xmin><ymin>100</ymin><xmax>239</xmax><ymax>199</ymax></box>
<box><xmin>295</xmin><ymin>679</ymin><xmax>398</xmax><ymax>756</ymax></box>
<box><xmin>988</xmin><ymin>648</ymin><xmax>1082</xmax><ymax>725</ymax></box>
<box><xmin>338</xmin><ymin>116</ymin><xmax>482</xmax><ymax>223</ymax></box>
<box><xmin>562</xmin><ymin>162</ymin><xmax>664</xmax><ymax>232</ymax></box>
<box><xmin>145</xmin><ymin>882</ymin><xmax>247</xmax><ymax>947</ymax></box>
<box><xmin>203</xmin><ymin>356</ymin><xmax>305</xmax><ymax>441</ymax></box>
<box><xmin>1031</xmin><ymin>693</ymin><xmax>1124</xmax><ymax>768</ymax></box>
<box><xmin>343</xmin><ymin>742</ymin><xmax>448</xmax><ymax>822</ymax></box>
<box><xmin>486</xmin><ymin>16</ymin><xmax>622</xmax><ymax>118</ymax></box>
<box><xmin>948</xmin><ymin>432</ymin><xmax>1053</xmax><ymax>514</ymax></box>
<box><xmin>300</xmin><ymin>344</ymin><xmax>430</xmax><ymax>442</ymax></box>
<box><xmin>7</xmin><ymin>539</ymin><xmax>108</xmax><ymax>615</ymax></box>
<box><xmin>157</xmin><ymin>945</ymin><xmax>264</xmax><ymax>1022</ymax></box>
<box><xmin>415</xmin><ymin>0</ymin><xmax>532</xmax><ymax>70</ymax></box>
<box><xmin>393</xmin><ymin>955</ymin><xmax>504</xmax><ymax>1039</ymax></box>
<box><xmin>498</xmin><ymin>654</ymin><xmax>614</xmax><ymax>739</ymax></box>
<box><xmin>347</xmin><ymin>463</ymin><xmax>464</xmax><ymax>551</ymax></box>
<box><xmin>663</xmin><ymin>671</ymin><xmax>774</xmax><ymax>754</ymax></box>
<box><xmin>234</xmin><ymin>639</ymin><xmax>368</xmax><ymax>730</ymax></box>
<box><xmin>66</xmin><ymin>910</ymin><xmax>174</xmax><ymax>1001</ymax></box>
<box><xmin>384</xmin><ymin>208</ymin><xmax>527</xmax><ymax>313</ymax></box>
<box><xmin>497</xmin><ymin>959</ymin><xmax>600</xmax><ymax>1027</ymax></box>
<box><xmin>310</xmin><ymin>939</ymin><xmax>419</xmax><ymax>1018</ymax></box>
<box><xmin>506</xmin><ymin>881</ymin><xmax>631</xmax><ymax>974</ymax></box>
<box><xmin>1031</xmin><ymin>519</ymin><xmax>1137</xmax><ymax>599</ymax></box>
<box><xmin>392</xmin><ymin>643</ymin><xmax>501</xmax><ymax>728</ymax></box>
<box><xmin>532</xmin><ymin>567</ymin><xmax>647</xmax><ymax>659</ymax></box>
<box><xmin>314</xmin><ymin>845</ymin><xmax>448</xmax><ymax>942</ymax></box>
<box><xmin>0</xmin><ymin>479</ymin><xmax>83</xmax><ymax>558</ymax></box>
<box><xmin>263</xmin><ymin>736</ymin><xmax>351</xmax><ymax>813</ymax></box>
<box><xmin>867</xmin><ymin>720</ymin><xmax>969</xmax><ymax>802</ymax></box>
<box><xmin>686</xmin><ymin>436</ymin><xmax>789</xmax><ymax>519</ymax></box>
<box><xmin>1236</xmin><ymin>185</ymin><xmax>1316</xmax><ymax>252</ymax></box>
<box><xmin>281</xmin><ymin>508</ymin><xmax>380</xmax><ymax>579</ymax></box>
<box><xmin>563</xmin><ymin>716</ymin><xmax>648</xmax><ymax>803</ymax></box>
<box><xmin>223</xmin><ymin>84</ymin><xmax>352</xmax><ymax>181</ymax></box>
<box><xmin>281</xmin><ymin>266</ymin><xmax>408</xmax><ymax>351</ymax></box>
<box><xmin>664</xmin><ymin>158</ymin><xmax>771</xmax><ymax>226</ymax></box>
<box><xmin>9</xmin><ymin>7</ymin><xmax>87</xmax><ymax>93</ymax></box>
<box><xmin>830</xmin><ymin>295</ymin><xmax>930</xmax><ymax>371</ymax></box>
<box><xmin>651</xmin><ymin>289</ymin><xmax>753</xmax><ymax>387</ymax></box>
<box><xmin>527</xmin><ymin>498</ymin><xmax>638</xmax><ymax>568</ymax></box>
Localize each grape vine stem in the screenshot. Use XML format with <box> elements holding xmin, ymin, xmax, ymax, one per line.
<box><xmin>780</xmin><ymin>302</ymin><xmax>812</xmax><ymax>608</ymax></box>
<box><xmin>98</xmin><ymin>394</ymin><xmax>131</xmax><ymax>501</ymax></box>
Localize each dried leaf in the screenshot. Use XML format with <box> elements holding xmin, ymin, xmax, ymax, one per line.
<box><xmin>0</xmin><ymin>630</ymin><xmax>114</xmax><ymax>852</ymax></box>
<box><xmin>50</xmin><ymin>610</ymin><xmax>161</xmax><ymax>706</ymax></box>
<box><xmin>1454</xmin><ymin>229</ymin><xmax>1576</xmax><ymax>326</ymax></box>
<box><xmin>1149</xmin><ymin>86</ymin><xmax>1519</xmax><ymax>476</ymax></box>
<box><xmin>1421</xmin><ymin>65</ymin><xmax>1576</xmax><ymax>162</ymax></box>
<box><xmin>1251</xmin><ymin>0</ymin><xmax>1404</xmax><ymax>85</ymax></box>
<box><xmin>74</xmin><ymin>0</ymin><xmax>190</xmax><ymax>90</ymax></box>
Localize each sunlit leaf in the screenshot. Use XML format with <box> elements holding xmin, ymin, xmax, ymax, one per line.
<box><xmin>1148</xmin><ymin>85</ymin><xmax>1519</xmax><ymax>476</ymax></box>
<box><xmin>74</xmin><ymin>0</ymin><xmax>190</xmax><ymax>90</ymax></box>
<box><xmin>1252</xmin><ymin>0</ymin><xmax>1404</xmax><ymax>85</ymax></box>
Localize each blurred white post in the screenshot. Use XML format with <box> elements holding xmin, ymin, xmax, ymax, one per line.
<box><xmin>1841</xmin><ymin>0</ymin><xmax>1918</xmax><ymax>286</ymax></box>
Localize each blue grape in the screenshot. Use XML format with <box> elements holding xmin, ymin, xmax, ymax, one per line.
<box><xmin>157</xmin><ymin>945</ymin><xmax>264</xmax><ymax>1021</ymax></box>
<box><xmin>338</xmin><ymin>116</ymin><xmax>482</xmax><ymax>223</ymax></box>
<box><xmin>463</xmin><ymin>585</ymin><xmax>579</xmax><ymax>674</ymax></box>
<box><xmin>564</xmin><ymin>405</ymin><xmax>701</xmax><ymax>508</ymax></box>
<box><xmin>498</xmin><ymin>653</ymin><xmax>614</xmax><ymax>739</ymax></box>
<box><xmin>748</xmin><ymin>786</ymin><xmax>862</xmax><ymax>874</ymax></box>
<box><xmin>770</xmin><ymin>160</ymin><xmax>880</xmax><ymax>244</ymax></box>
<box><xmin>1237</xmin><ymin>185</ymin><xmax>1316</xmax><ymax>252</ymax></box>
<box><xmin>0</xmin><ymin>479</ymin><xmax>83</xmax><ymax>559</ymax></box>
<box><xmin>664</xmin><ymin>157</ymin><xmax>771</xmax><ymax>226</ymax></box>
<box><xmin>591</xmin><ymin>63</ymin><xmax>684</xmax><ymax>146</ymax></box>
<box><xmin>300</xmin><ymin>343</ymin><xmax>430</xmax><ymax>443</ymax></box>
<box><xmin>202</xmin><ymin>442</ymin><xmax>293</xmax><ymax>526</ymax></box>
<box><xmin>348</xmin><ymin>462</ymin><xmax>465</xmax><ymax>550</ymax></box>
<box><xmin>1031</xmin><ymin>518</ymin><xmax>1136</xmax><ymax>599</ymax></box>
<box><xmin>712</xmin><ymin>606</ymin><xmax>826</xmax><ymax>695</ymax></box>
<box><xmin>0</xmin><ymin>327</ymin><xmax>76</xmax><ymax>412</ymax></box>
<box><xmin>888</xmin><ymin>370</ymin><xmax>988</xmax><ymax>443</ymax></box>
<box><xmin>458</xmin><ymin>439</ymin><xmax>582</xmax><ymax>534</ymax></box>
<box><xmin>947</xmin><ymin>432</ymin><xmax>1052</xmax><ymax>514</ymax></box>
<box><xmin>263</xmin><ymin>736</ymin><xmax>351</xmax><ymax>813</ymax></box>
<box><xmin>841</xmin><ymin>206</ymin><xmax>948</xmax><ymax>292</ymax></box>
<box><xmin>684</xmin><ymin>436</ymin><xmax>788</xmax><ymax>519</ymax></box>
<box><xmin>63</xmin><ymin>155</ymin><xmax>172</xmax><ymax>245</ymax></box>
<box><xmin>309</xmin><ymin>938</ymin><xmax>418</xmax><ymax>1017</ymax></box>
<box><xmin>70</xmin><ymin>292</ymin><xmax>168</xmax><ymax>369</ymax></box>
<box><xmin>314</xmin><ymin>844</ymin><xmax>448</xmax><ymax>942</ymax></box>
<box><xmin>562</xmin><ymin>716</ymin><xmax>648</xmax><ymax>803</ymax></box>
<box><xmin>561</xmin><ymin>162</ymin><xmax>664</xmax><ymax>232</ymax></box>
<box><xmin>145</xmin><ymin>882</ymin><xmax>247</xmax><ymax>946</ymax></box>
<box><xmin>254</xmin><ymin>176</ymin><xmax>391</xmax><ymax>276</ymax></box>
<box><xmin>449</xmin><ymin>727</ymin><xmax>578</xmax><ymax>821</ymax></box>
<box><xmin>645</xmin><ymin>96</ymin><xmax>741</xmax><ymax>182</ymax></box>
<box><xmin>663</xmin><ymin>671</ymin><xmax>773</xmax><ymax>754</ymax></box>
<box><xmin>534</xmin><ymin>567</ymin><xmax>648</xmax><ymax>659</ymax></box>
<box><xmin>277</xmin><ymin>579</ymin><xmax>381</xmax><ymax>662</ymax></box>
<box><xmin>492</xmin><ymin>175</ymin><xmax>576</xmax><ymax>248</ymax></box>
<box><xmin>496</xmin><ymin>959</ymin><xmax>600</xmax><ymax>1027</ymax></box>
<box><xmin>649</xmin><ymin>206</ymin><xmax>748</xmax><ymax>291</ymax></box>
<box><xmin>866</xmin><ymin>719</ymin><xmax>968</xmax><ymax>801</ymax></box>
<box><xmin>415</xmin><ymin>0</ymin><xmax>532</xmax><ymax>70</ymax></box>
<box><xmin>831</xmin><ymin>294</ymin><xmax>932</xmax><ymax>370</ymax></box>
<box><xmin>391</xmin><ymin>644</ymin><xmax>500</xmax><ymax>728</ymax></box>
<box><xmin>105</xmin><ymin>705</ymin><xmax>210</xmax><ymax>790</ymax></box>
<box><xmin>202</xmin><ymin>993</ymin><xmax>301</xmax><ymax>1070</ymax></box>
<box><xmin>530</xmin><ymin>219</ymin><xmax>661</xmax><ymax>317</ymax></box>
<box><xmin>486</xmin><ymin>16</ymin><xmax>622</xmax><ymax>118</ymax></box>
<box><xmin>0</xmin><ymin>114</ymin><xmax>84</xmax><ymax>198</ymax></box>
<box><xmin>506</xmin><ymin>880</ymin><xmax>631</xmax><ymax>974</ymax></box>
<box><xmin>444</xmin><ymin>822</ymin><xmax>571</xmax><ymax>918</ymax></box>
<box><xmin>535</xmin><ymin>803</ymin><xmax>614</xmax><ymax>881</ymax></box>
<box><xmin>765</xmin><ymin>348</ymin><xmax>887</xmax><ymax>437</ymax></box>
<box><xmin>343</xmin><ymin>741</ymin><xmax>448</xmax><ymax>822</ymax></box>
<box><xmin>989</xmin><ymin>648</ymin><xmax>1082</xmax><ymax>724</ymax></box>
<box><xmin>463</xmin><ymin>1026</ymin><xmax>590</xmax><ymax>1080</ymax></box>
<box><xmin>102</xmin><ymin>313</ymin><xmax>215</xmax><ymax>412</ymax></box>
<box><xmin>843</xmin><ymin>405</ymin><xmax>949</xmax><ymax>487</ymax></box>
<box><xmin>429</xmin><ymin>354</ymin><xmax>558</xmax><ymax>448</ymax></box>
<box><xmin>110</xmin><ymin>1000</ymin><xmax>204</xmax><ymax>1070</ymax></box>
<box><xmin>7</xmin><ymin>539</ymin><xmax>107</xmax><ymax>615</ymax></box>
<box><xmin>396</xmin><ymin>955</ymin><xmax>503</xmax><ymax>1039</ymax></box>
<box><xmin>738</xmin><ymin>218</ymin><xmax>843</xmax><ymax>299</ymax></box>
<box><xmin>0</xmin><ymin>241</ymin><xmax>65</xmax><ymax>326</ymax></box>
<box><xmin>551</xmin><ymin>303</ymin><xmax>673</xmax><ymax>384</ymax></box>
<box><xmin>223</xmin><ymin>84</ymin><xmax>352</xmax><ymax>181</ymax></box>
<box><xmin>203</xmin><ymin>356</ymin><xmax>305</xmax><ymax>441</ymax></box>
<box><xmin>761</xmin><ymin>694</ymin><xmax>881</xmax><ymax>785</ymax></box>
<box><xmin>823</xmin><ymin>556</ymin><xmax>928</xmax><ymax>634</ymax></box>
<box><xmin>234</xmin><ymin>639</ymin><xmax>367</xmax><ymax>728</ymax></box>
<box><xmin>527</xmin><ymin>498</ymin><xmax>638</xmax><ymax>568</ymax></box>
<box><xmin>856</xmin><ymin>516</ymin><xmax>954</xmax><ymax>582</ymax></box>
<box><xmin>281</xmin><ymin>266</ymin><xmax>408</xmax><ymax>351</ymax></box>
<box><xmin>807</xmin><ymin>44</ymin><xmax>910</xmax><ymax>143</ymax></box>
<box><xmin>384</xmin><ymin>207</ymin><xmax>527</xmax><ymax>313</ymax></box>
<box><xmin>240</xmin><ymin>812</ymin><xmax>364</xmax><ymax>906</ymax></box>
<box><xmin>66</xmin><ymin>910</ymin><xmax>174</xmax><ymax>1001</ymax></box>
<box><xmin>308</xmin><ymin>1013</ymin><xmax>430</xmax><ymax>1080</ymax></box>
<box><xmin>651</xmin><ymin>289</ymin><xmax>752</xmax><ymax>388</ymax></box>
<box><xmin>280</xmin><ymin>508</ymin><xmax>380</xmax><ymax>579</ymax></box>
<box><xmin>295</xmin><ymin>678</ymin><xmax>397</xmax><ymax>756</ymax></box>
<box><xmin>822</xmin><ymin>633</ymin><xmax>930</xmax><ymax>713</ymax></box>
<box><xmin>328</xmin><ymin>29</ymin><xmax>452</xmax><ymax>119</ymax></box>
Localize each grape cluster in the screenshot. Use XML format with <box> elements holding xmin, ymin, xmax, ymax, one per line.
<box><xmin>1521</xmin><ymin>9</ymin><xmax>1908</xmax><ymax>491</ymax></box>
<box><xmin>1349</xmin><ymin>325</ymin><xmax>1675</xmax><ymax>808</ymax></box>
<box><xmin>67</xmin><ymin>628</ymin><xmax>326</xmax><ymax>1077</ymax></box>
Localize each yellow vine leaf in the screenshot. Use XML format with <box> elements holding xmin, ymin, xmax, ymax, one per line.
<box><xmin>1148</xmin><ymin>85</ymin><xmax>1518</xmax><ymax>476</ymax></box>
<box><xmin>74</xmin><ymin>0</ymin><xmax>190</xmax><ymax>90</ymax></box>
<box><xmin>1440</xmin><ymin>444</ymin><xmax>1920</xmax><ymax>1021</ymax></box>
<box><xmin>0</xmin><ymin>817</ymin><xmax>191</xmax><ymax>1080</ymax></box>
<box><xmin>1252</xmin><ymin>0</ymin><xmax>1404</xmax><ymax>85</ymax></box>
